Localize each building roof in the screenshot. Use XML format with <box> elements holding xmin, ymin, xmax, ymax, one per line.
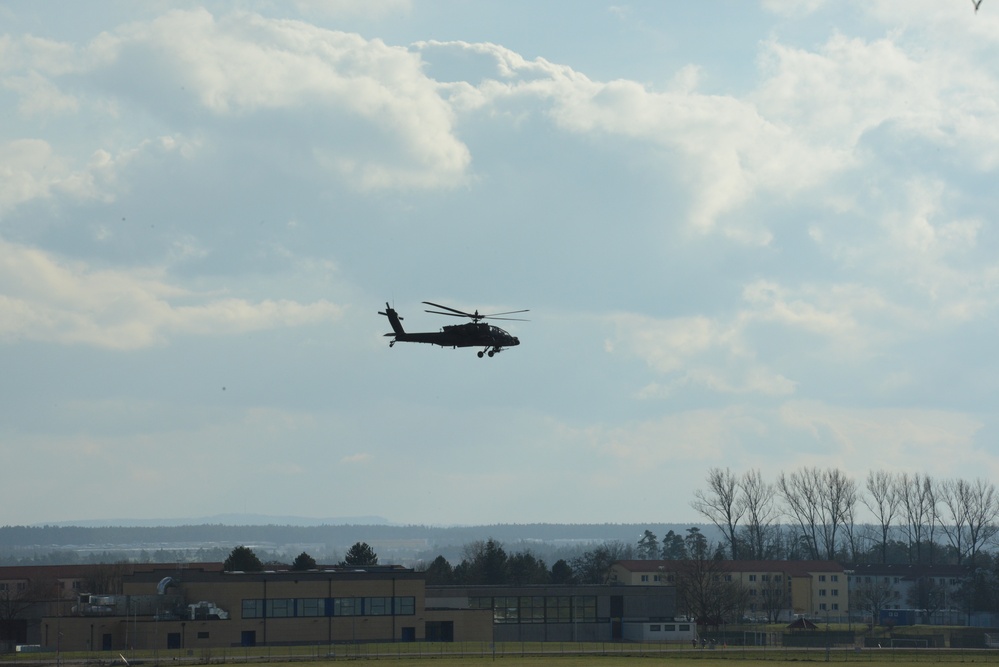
<box><xmin>0</xmin><ymin>563</ymin><xmax>133</xmax><ymax>581</ymax></box>
<box><xmin>613</xmin><ymin>560</ymin><xmax>845</xmax><ymax>576</ymax></box>
<box><xmin>845</xmin><ymin>563</ymin><xmax>971</xmax><ymax>579</ymax></box>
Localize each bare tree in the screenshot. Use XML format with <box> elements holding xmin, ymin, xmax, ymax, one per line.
<box><xmin>0</xmin><ymin>578</ymin><xmax>61</xmax><ymax>634</ymax></box>
<box><xmin>691</xmin><ymin>467</ymin><xmax>746</xmax><ymax>559</ymax></box>
<box><xmin>668</xmin><ymin>558</ymin><xmax>748</xmax><ymax>625</ymax></box>
<box><xmin>740</xmin><ymin>469</ymin><xmax>780</xmax><ymax>559</ymax></box>
<box><xmin>962</xmin><ymin>478</ymin><xmax>999</xmax><ymax>568</ymax></box>
<box><xmin>778</xmin><ymin>467</ymin><xmax>857</xmax><ymax>560</ymax></box>
<box><xmin>757</xmin><ymin>571</ymin><xmax>790</xmax><ymax>622</ymax></box>
<box><xmin>863</xmin><ymin>470</ymin><xmax>900</xmax><ymax>564</ymax></box>
<box><xmin>853</xmin><ymin>575</ymin><xmax>894</xmax><ymax>627</ymax></box>
<box><xmin>778</xmin><ymin>468</ymin><xmax>823</xmax><ymax>559</ymax></box>
<box><xmin>897</xmin><ymin>473</ymin><xmax>936</xmax><ymax>564</ymax></box>
<box><xmin>938</xmin><ymin>478</ymin><xmax>971</xmax><ymax>565</ymax></box>
<box><xmin>934</xmin><ymin>477</ymin><xmax>999</xmax><ymax>567</ymax></box>
<box><xmin>83</xmin><ymin>561</ymin><xmax>131</xmax><ymax>595</ymax></box>
<box><xmin>817</xmin><ymin>468</ymin><xmax>858</xmax><ymax>561</ymax></box>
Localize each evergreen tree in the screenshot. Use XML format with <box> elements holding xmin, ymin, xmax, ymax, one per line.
<box><xmin>463</xmin><ymin>538</ymin><xmax>508</xmax><ymax>584</ymax></box>
<box><xmin>340</xmin><ymin>542</ymin><xmax>378</xmax><ymax>567</ymax></box>
<box><xmin>291</xmin><ymin>551</ymin><xmax>317</xmax><ymax>571</ymax></box>
<box><xmin>550</xmin><ymin>559</ymin><xmax>575</xmax><ymax>585</ymax></box>
<box><xmin>223</xmin><ymin>545</ymin><xmax>263</xmax><ymax>572</ymax></box>
<box><xmin>637</xmin><ymin>530</ymin><xmax>659</xmax><ymax>559</ymax></box>
<box><xmin>507</xmin><ymin>551</ymin><xmax>549</xmax><ymax>585</ymax></box>
<box><xmin>422</xmin><ymin>555</ymin><xmax>454</xmax><ymax>585</ymax></box>
<box><xmin>661</xmin><ymin>530</ymin><xmax>687</xmax><ymax>559</ymax></box>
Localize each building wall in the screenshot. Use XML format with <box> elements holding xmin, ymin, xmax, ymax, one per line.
<box><xmin>426</xmin><ymin>584</ymin><xmax>677</xmax><ymax>643</ymax></box>
<box><xmin>41</xmin><ymin>566</ymin><xmax>498</xmax><ymax>652</ymax></box>
<box><xmin>609</xmin><ymin>560</ymin><xmax>849</xmax><ymax>621</ymax></box>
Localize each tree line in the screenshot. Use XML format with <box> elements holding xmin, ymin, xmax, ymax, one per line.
<box><xmin>683</xmin><ymin>467</ymin><xmax>999</xmax><ymax>567</ymax></box>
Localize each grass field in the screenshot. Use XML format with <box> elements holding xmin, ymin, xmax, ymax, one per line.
<box><xmin>7</xmin><ymin>642</ymin><xmax>999</xmax><ymax>667</ymax></box>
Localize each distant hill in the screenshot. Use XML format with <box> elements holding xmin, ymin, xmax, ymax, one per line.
<box><xmin>0</xmin><ymin>521</ymin><xmax>708</xmax><ymax>566</ymax></box>
<box><xmin>31</xmin><ymin>514</ymin><xmax>391</xmax><ymax>528</ymax></box>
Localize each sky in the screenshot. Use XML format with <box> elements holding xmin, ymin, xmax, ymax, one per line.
<box><xmin>2</xmin><ymin>0</ymin><xmax>999</xmax><ymax>528</ymax></box>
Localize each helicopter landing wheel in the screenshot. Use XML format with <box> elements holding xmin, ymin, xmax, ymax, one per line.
<box><xmin>487</xmin><ymin>350</ymin><xmax>495</xmax><ymax>357</ymax></box>
<box><xmin>477</xmin><ymin>351</ymin><xmax>484</xmax><ymax>358</ymax></box>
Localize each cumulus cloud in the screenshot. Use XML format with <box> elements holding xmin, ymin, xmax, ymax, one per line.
<box><xmin>778</xmin><ymin>400</ymin><xmax>990</xmax><ymax>478</ymax></box>
<box><xmin>0</xmin><ymin>238</ymin><xmax>342</xmax><ymax>349</ymax></box>
<box><xmin>605</xmin><ymin>311</ymin><xmax>796</xmax><ymax>397</ymax></box>
<box><xmin>102</xmin><ymin>9</ymin><xmax>469</xmax><ymax>190</ymax></box>
<box><xmin>0</xmin><ymin>136</ymin><xmax>197</xmax><ymax>214</ymax></box>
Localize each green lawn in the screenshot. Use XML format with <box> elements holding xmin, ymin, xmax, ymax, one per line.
<box><xmin>9</xmin><ymin>643</ymin><xmax>999</xmax><ymax>667</ymax></box>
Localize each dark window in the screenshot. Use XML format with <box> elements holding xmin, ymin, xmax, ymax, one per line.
<box><xmin>242</xmin><ymin>599</ymin><xmax>263</xmax><ymax>619</ymax></box>
<box><xmin>266</xmin><ymin>598</ymin><xmax>293</xmax><ymax>618</ymax></box>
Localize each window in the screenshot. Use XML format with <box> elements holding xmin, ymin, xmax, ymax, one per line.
<box><xmin>299</xmin><ymin>598</ymin><xmax>324</xmax><ymax>617</ymax></box>
<box><xmin>574</xmin><ymin>596</ymin><xmax>596</xmax><ymax>622</ymax></box>
<box><xmin>546</xmin><ymin>597</ymin><xmax>571</xmax><ymax>623</ymax></box>
<box><xmin>749</xmin><ymin>574</ymin><xmax>757</xmax><ymax>582</ymax></box>
<box><xmin>494</xmin><ymin>597</ymin><xmax>518</xmax><ymax>624</ymax></box>
<box><xmin>519</xmin><ymin>597</ymin><xmax>545</xmax><ymax>624</ymax></box>
<box><xmin>266</xmin><ymin>598</ymin><xmax>293</xmax><ymax>618</ymax></box>
<box><xmin>242</xmin><ymin>599</ymin><xmax>264</xmax><ymax>619</ymax></box>
<box><xmin>367</xmin><ymin>597</ymin><xmax>389</xmax><ymax>616</ymax></box>
<box><xmin>679</xmin><ymin>624</ymin><xmax>690</xmax><ymax>631</ymax></box>
<box><xmin>664</xmin><ymin>624</ymin><xmax>676</xmax><ymax>631</ymax></box>
<box><xmin>762</xmin><ymin>574</ymin><xmax>770</xmax><ymax>582</ymax></box>
<box><xmin>394</xmin><ymin>597</ymin><xmax>415</xmax><ymax>615</ymax></box>
<box><xmin>0</xmin><ymin>584</ymin><xmax>7</xmax><ymax>592</ymax></box>
<box><xmin>831</xmin><ymin>575</ymin><xmax>838</xmax><ymax>582</ymax></box>
<box><xmin>831</xmin><ymin>604</ymin><xmax>839</xmax><ymax>611</ymax></box>
<box><xmin>197</xmin><ymin>632</ymin><xmax>209</xmax><ymax>639</ymax></box>
<box><xmin>333</xmin><ymin>598</ymin><xmax>358</xmax><ymax>617</ymax></box>
<box><xmin>819</xmin><ymin>575</ymin><xmax>826</xmax><ymax>582</ymax></box>
<box><xmin>650</xmin><ymin>624</ymin><xmax>661</xmax><ymax>631</ymax></box>
<box><xmin>749</xmin><ymin>589</ymin><xmax>757</xmax><ymax>596</ymax></box>
<box><xmin>653</xmin><ymin>575</ymin><xmax>661</xmax><ymax>582</ymax></box>
<box><xmin>831</xmin><ymin>589</ymin><xmax>839</xmax><ymax>597</ymax></box>
<box><xmin>819</xmin><ymin>589</ymin><xmax>826</xmax><ymax>596</ymax></box>
<box><xmin>819</xmin><ymin>603</ymin><xmax>827</xmax><ymax>611</ymax></box>
<box><xmin>469</xmin><ymin>597</ymin><xmax>491</xmax><ymax>609</ymax></box>
<box><xmin>641</xmin><ymin>575</ymin><xmax>649</xmax><ymax>582</ymax></box>
<box><xmin>725</xmin><ymin>575</ymin><xmax>732</xmax><ymax>582</ymax></box>
<box><xmin>774</xmin><ymin>576</ymin><xmax>781</xmax><ymax>582</ymax></box>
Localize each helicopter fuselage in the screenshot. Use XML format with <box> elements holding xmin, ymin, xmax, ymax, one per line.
<box><xmin>379</xmin><ymin>303</ymin><xmax>522</xmax><ymax>357</ymax></box>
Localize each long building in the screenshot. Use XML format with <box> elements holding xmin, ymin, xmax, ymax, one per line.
<box><xmin>7</xmin><ymin>563</ymin><xmax>690</xmax><ymax>652</ymax></box>
<box><xmin>609</xmin><ymin>560</ymin><xmax>849</xmax><ymax>621</ymax></box>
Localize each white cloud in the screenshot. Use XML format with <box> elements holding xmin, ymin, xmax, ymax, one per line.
<box><xmin>778</xmin><ymin>400</ymin><xmax>990</xmax><ymax>479</ymax></box>
<box><xmin>605</xmin><ymin>311</ymin><xmax>796</xmax><ymax>396</ymax></box>
<box><xmin>0</xmin><ymin>238</ymin><xmax>342</xmax><ymax>349</ymax></box>
<box><xmin>3</xmin><ymin>70</ymin><xmax>79</xmax><ymax>116</ymax></box>
<box><xmin>0</xmin><ymin>136</ymin><xmax>198</xmax><ymax>213</ymax></box>
<box><xmin>101</xmin><ymin>9</ymin><xmax>470</xmax><ymax>190</ymax></box>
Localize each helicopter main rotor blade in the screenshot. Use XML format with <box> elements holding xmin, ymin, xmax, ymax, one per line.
<box><xmin>422</xmin><ymin>301</ymin><xmax>474</xmax><ymax>317</ymax></box>
<box><xmin>481</xmin><ymin>309</ymin><xmax>530</xmax><ymax>318</ymax></box>
<box><xmin>425</xmin><ymin>309</ymin><xmax>470</xmax><ymax>318</ymax></box>
<box><xmin>482</xmin><ymin>316</ymin><xmax>530</xmax><ymax>322</ymax></box>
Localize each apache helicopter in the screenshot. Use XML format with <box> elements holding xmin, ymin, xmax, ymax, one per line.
<box><xmin>379</xmin><ymin>301</ymin><xmax>528</xmax><ymax>357</ymax></box>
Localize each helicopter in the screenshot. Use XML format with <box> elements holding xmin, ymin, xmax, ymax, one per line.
<box><xmin>379</xmin><ymin>301</ymin><xmax>528</xmax><ymax>357</ymax></box>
